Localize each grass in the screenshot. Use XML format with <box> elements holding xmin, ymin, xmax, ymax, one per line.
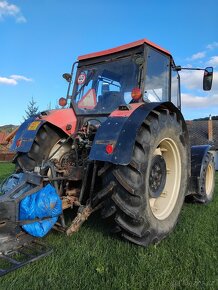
<box><xmin>0</xmin><ymin>163</ymin><xmax>217</xmax><ymax>290</ymax></box>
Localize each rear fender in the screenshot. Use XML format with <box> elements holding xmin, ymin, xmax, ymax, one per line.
<box><xmin>10</xmin><ymin>109</ymin><xmax>77</xmax><ymax>153</ymax></box>
<box><xmin>189</xmin><ymin>145</ymin><xmax>211</xmax><ymax>194</ymax></box>
<box><xmin>89</xmin><ymin>102</ymin><xmax>187</xmax><ymax>165</ymax></box>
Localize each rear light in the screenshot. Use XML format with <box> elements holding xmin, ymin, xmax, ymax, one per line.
<box><xmin>131</xmin><ymin>88</ymin><xmax>142</xmax><ymax>100</ymax></box>
<box><xmin>59</xmin><ymin>97</ymin><xmax>67</xmax><ymax>107</ymax></box>
<box><xmin>106</xmin><ymin>144</ymin><xmax>114</xmax><ymax>154</ymax></box>
<box><xmin>16</xmin><ymin>139</ymin><xmax>22</xmax><ymax>147</ymax></box>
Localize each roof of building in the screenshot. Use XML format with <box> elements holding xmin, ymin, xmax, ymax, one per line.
<box><xmin>0</xmin><ymin>132</ymin><xmax>6</xmax><ymax>144</ymax></box>
<box><xmin>186</xmin><ymin>120</ymin><xmax>218</xmax><ymax>150</ymax></box>
<box><xmin>78</xmin><ymin>38</ymin><xmax>171</xmax><ymax>61</ymax></box>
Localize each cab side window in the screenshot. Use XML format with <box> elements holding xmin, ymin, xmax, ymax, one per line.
<box><xmin>171</xmin><ymin>68</ymin><xmax>180</xmax><ymax>109</ymax></box>
<box><xmin>144</xmin><ymin>48</ymin><xmax>170</xmax><ymax>102</ymax></box>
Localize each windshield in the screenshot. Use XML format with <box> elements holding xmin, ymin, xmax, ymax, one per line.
<box><xmin>71</xmin><ymin>56</ymin><xmax>142</xmax><ymax>114</ymax></box>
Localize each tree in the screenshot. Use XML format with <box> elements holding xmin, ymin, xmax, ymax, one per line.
<box><xmin>24</xmin><ymin>97</ymin><xmax>39</xmax><ymax>120</ymax></box>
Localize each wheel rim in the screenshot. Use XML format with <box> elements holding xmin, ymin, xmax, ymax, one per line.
<box><xmin>149</xmin><ymin>138</ymin><xmax>182</xmax><ymax>220</ymax></box>
<box><xmin>149</xmin><ymin>155</ymin><xmax>167</xmax><ymax>198</ymax></box>
<box><xmin>205</xmin><ymin>163</ymin><xmax>213</xmax><ymax>196</ymax></box>
<box><xmin>47</xmin><ymin>139</ymin><xmax>71</xmax><ymax>176</ymax></box>
<box><xmin>49</xmin><ymin>139</ymin><xmax>71</xmax><ymax>161</ymax></box>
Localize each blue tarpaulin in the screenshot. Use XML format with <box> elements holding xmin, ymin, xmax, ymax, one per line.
<box><xmin>1</xmin><ymin>173</ymin><xmax>32</xmax><ymax>197</ymax></box>
<box><xmin>19</xmin><ymin>184</ymin><xmax>62</xmax><ymax>237</ymax></box>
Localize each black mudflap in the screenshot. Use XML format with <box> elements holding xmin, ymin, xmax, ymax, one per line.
<box><xmin>0</xmin><ymin>240</ymin><xmax>52</xmax><ymax>277</ymax></box>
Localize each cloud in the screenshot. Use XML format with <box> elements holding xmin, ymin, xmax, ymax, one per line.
<box><xmin>0</xmin><ymin>0</ymin><xmax>26</xmax><ymax>23</ymax></box>
<box><xmin>180</xmin><ymin>70</ymin><xmax>205</xmax><ymax>90</ymax></box>
<box><xmin>181</xmin><ymin>69</ymin><xmax>218</xmax><ymax>110</ymax></box>
<box><xmin>188</xmin><ymin>51</ymin><xmax>206</xmax><ymax>61</ymax></box>
<box><xmin>10</xmin><ymin>75</ymin><xmax>32</xmax><ymax>82</ymax></box>
<box><xmin>206</xmin><ymin>42</ymin><xmax>218</xmax><ymax>50</ymax></box>
<box><xmin>207</xmin><ymin>56</ymin><xmax>218</xmax><ymax>68</ymax></box>
<box><xmin>182</xmin><ymin>93</ymin><xmax>218</xmax><ymax>108</ymax></box>
<box><xmin>185</xmin><ymin>42</ymin><xmax>218</xmax><ymax>64</ymax></box>
<box><xmin>180</xmin><ymin>70</ymin><xmax>218</xmax><ymax>91</ymax></box>
<box><xmin>0</xmin><ymin>74</ymin><xmax>32</xmax><ymax>85</ymax></box>
<box><xmin>181</xmin><ymin>42</ymin><xmax>218</xmax><ymax>117</ymax></box>
<box><xmin>0</xmin><ymin>76</ymin><xmax>17</xmax><ymax>85</ymax></box>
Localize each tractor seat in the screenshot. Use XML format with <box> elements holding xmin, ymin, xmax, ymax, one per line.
<box><xmin>98</xmin><ymin>91</ymin><xmax>124</xmax><ymax>111</ymax></box>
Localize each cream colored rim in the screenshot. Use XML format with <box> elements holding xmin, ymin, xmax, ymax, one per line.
<box><xmin>149</xmin><ymin>138</ymin><xmax>182</xmax><ymax>220</ymax></box>
<box><xmin>49</xmin><ymin>139</ymin><xmax>70</xmax><ymax>160</ymax></box>
<box><xmin>205</xmin><ymin>163</ymin><xmax>214</xmax><ymax>196</ymax></box>
<box><xmin>47</xmin><ymin>139</ymin><xmax>71</xmax><ymax>176</ymax></box>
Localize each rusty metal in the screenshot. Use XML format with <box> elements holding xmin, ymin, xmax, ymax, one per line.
<box><xmin>66</xmin><ymin>205</ymin><xmax>93</xmax><ymax>236</ymax></box>
<box><xmin>0</xmin><ymin>127</ymin><xmax>19</xmax><ymax>146</ymax></box>
<box><xmin>66</xmin><ymin>188</ymin><xmax>80</xmax><ymax>196</ymax></box>
<box><xmin>61</xmin><ymin>196</ymin><xmax>81</xmax><ymax>210</ymax></box>
<box><xmin>66</xmin><ymin>201</ymin><xmax>104</xmax><ymax>236</ymax></box>
<box><xmin>5</xmin><ymin>127</ymin><xmax>19</xmax><ymax>143</ymax></box>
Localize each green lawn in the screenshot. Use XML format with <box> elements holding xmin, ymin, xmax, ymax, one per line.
<box><xmin>0</xmin><ymin>163</ymin><xmax>217</xmax><ymax>290</ymax></box>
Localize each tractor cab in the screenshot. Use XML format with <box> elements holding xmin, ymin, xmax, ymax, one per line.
<box><xmin>63</xmin><ymin>39</ymin><xmax>213</xmax><ymax>115</ymax></box>
<box><xmin>63</xmin><ymin>39</ymin><xmax>181</xmax><ymax>114</ymax></box>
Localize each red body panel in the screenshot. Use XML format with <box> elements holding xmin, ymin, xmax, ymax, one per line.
<box><xmin>78</xmin><ymin>39</ymin><xmax>171</xmax><ymax>61</ymax></box>
<box><xmin>110</xmin><ymin>103</ymin><xmax>144</xmax><ymax>118</ymax></box>
<box><xmin>39</xmin><ymin>108</ymin><xmax>77</xmax><ymax>135</ymax></box>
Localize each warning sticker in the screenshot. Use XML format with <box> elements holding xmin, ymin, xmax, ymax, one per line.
<box><xmin>78</xmin><ymin>89</ymin><xmax>97</xmax><ymax>109</ymax></box>
<box><xmin>77</xmin><ymin>72</ymin><xmax>86</xmax><ymax>85</ymax></box>
<box><xmin>28</xmin><ymin>121</ymin><xmax>41</xmax><ymax>131</ymax></box>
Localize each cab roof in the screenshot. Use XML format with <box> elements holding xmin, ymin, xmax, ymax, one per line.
<box><xmin>78</xmin><ymin>38</ymin><xmax>171</xmax><ymax>61</ymax></box>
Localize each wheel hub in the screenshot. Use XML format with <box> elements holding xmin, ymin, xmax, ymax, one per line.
<box><xmin>149</xmin><ymin>155</ymin><xmax>166</xmax><ymax>198</ymax></box>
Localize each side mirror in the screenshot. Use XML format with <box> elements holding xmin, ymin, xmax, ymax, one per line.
<box><xmin>203</xmin><ymin>67</ymin><xmax>213</xmax><ymax>91</ymax></box>
<box><xmin>62</xmin><ymin>73</ymin><xmax>72</xmax><ymax>83</ymax></box>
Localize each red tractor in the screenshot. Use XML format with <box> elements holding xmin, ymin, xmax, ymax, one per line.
<box><xmin>0</xmin><ymin>39</ymin><xmax>215</xmax><ymax>276</ymax></box>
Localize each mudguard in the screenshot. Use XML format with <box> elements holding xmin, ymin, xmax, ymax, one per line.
<box><xmin>10</xmin><ymin>109</ymin><xmax>77</xmax><ymax>153</ymax></box>
<box><xmin>89</xmin><ymin>102</ymin><xmax>187</xmax><ymax>165</ymax></box>
<box><xmin>10</xmin><ymin>117</ymin><xmax>46</xmax><ymax>153</ymax></box>
<box><xmin>189</xmin><ymin>145</ymin><xmax>211</xmax><ymax>194</ymax></box>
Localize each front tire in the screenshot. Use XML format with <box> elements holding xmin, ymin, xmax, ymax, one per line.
<box><xmin>100</xmin><ymin>109</ymin><xmax>188</xmax><ymax>247</ymax></box>
<box><xmin>192</xmin><ymin>152</ymin><xmax>215</xmax><ymax>204</ymax></box>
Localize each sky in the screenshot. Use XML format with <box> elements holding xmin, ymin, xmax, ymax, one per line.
<box><xmin>0</xmin><ymin>0</ymin><xmax>218</xmax><ymax>125</ymax></box>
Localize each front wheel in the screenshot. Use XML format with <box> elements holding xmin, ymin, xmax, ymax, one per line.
<box><xmin>100</xmin><ymin>109</ymin><xmax>189</xmax><ymax>247</ymax></box>
<box><xmin>192</xmin><ymin>152</ymin><xmax>215</xmax><ymax>204</ymax></box>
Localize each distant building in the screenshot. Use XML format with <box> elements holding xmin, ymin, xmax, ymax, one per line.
<box><xmin>0</xmin><ymin>132</ymin><xmax>7</xmax><ymax>145</ymax></box>
<box><xmin>0</xmin><ymin>129</ymin><xmax>18</xmax><ymax>161</ymax></box>
<box><xmin>186</xmin><ymin>119</ymin><xmax>218</xmax><ymax>170</ymax></box>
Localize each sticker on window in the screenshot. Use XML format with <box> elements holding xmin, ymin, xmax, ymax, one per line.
<box><xmin>78</xmin><ymin>89</ymin><xmax>97</xmax><ymax>110</ymax></box>
<box><xmin>77</xmin><ymin>72</ymin><xmax>86</xmax><ymax>85</ymax></box>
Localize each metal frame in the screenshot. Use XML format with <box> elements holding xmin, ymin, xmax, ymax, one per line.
<box><xmin>0</xmin><ymin>240</ymin><xmax>52</xmax><ymax>277</ymax></box>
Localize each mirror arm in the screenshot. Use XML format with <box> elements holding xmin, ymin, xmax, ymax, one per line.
<box><xmin>174</xmin><ymin>66</ymin><xmax>205</xmax><ymax>72</ymax></box>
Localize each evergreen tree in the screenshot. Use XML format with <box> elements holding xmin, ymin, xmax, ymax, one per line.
<box><xmin>24</xmin><ymin>97</ymin><xmax>39</xmax><ymax>120</ymax></box>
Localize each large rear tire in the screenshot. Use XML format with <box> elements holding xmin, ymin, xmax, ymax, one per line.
<box><xmin>15</xmin><ymin>124</ymin><xmax>69</xmax><ymax>171</ymax></box>
<box><xmin>100</xmin><ymin>109</ymin><xmax>188</xmax><ymax>247</ymax></box>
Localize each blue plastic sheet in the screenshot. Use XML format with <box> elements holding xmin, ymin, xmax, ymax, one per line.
<box><xmin>1</xmin><ymin>173</ymin><xmax>34</xmax><ymax>199</ymax></box>
<box><xmin>19</xmin><ymin>184</ymin><xmax>62</xmax><ymax>238</ymax></box>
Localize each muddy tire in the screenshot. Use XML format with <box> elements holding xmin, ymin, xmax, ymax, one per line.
<box><xmin>99</xmin><ymin>109</ymin><xmax>188</xmax><ymax>247</ymax></box>
<box><xmin>15</xmin><ymin>124</ymin><xmax>68</xmax><ymax>171</ymax></box>
<box><xmin>192</xmin><ymin>152</ymin><xmax>215</xmax><ymax>204</ymax></box>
